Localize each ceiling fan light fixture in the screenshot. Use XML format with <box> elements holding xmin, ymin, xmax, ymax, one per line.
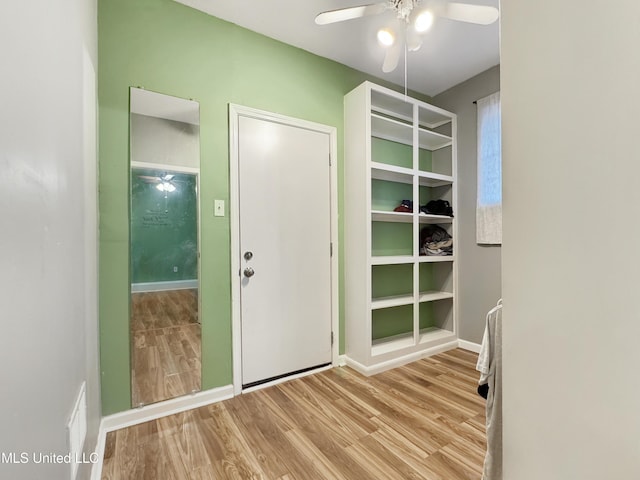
<box><xmin>414</xmin><ymin>10</ymin><xmax>434</xmax><ymax>33</ymax></box>
<box><xmin>377</xmin><ymin>28</ymin><xmax>395</xmax><ymax>47</ymax></box>
<box><xmin>156</xmin><ymin>182</ymin><xmax>176</xmax><ymax>193</ymax></box>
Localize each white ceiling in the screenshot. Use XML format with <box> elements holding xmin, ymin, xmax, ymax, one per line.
<box><xmin>173</xmin><ymin>0</ymin><xmax>499</xmax><ymax>97</ymax></box>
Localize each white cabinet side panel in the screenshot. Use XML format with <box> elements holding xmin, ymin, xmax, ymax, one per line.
<box><xmin>344</xmin><ymin>85</ymin><xmax>370</xmax><ymax>364</ymax></box>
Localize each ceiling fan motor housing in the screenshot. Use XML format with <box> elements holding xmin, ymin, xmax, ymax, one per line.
<box><xmin>392</xmin><ymin>0</ymin><xmax>419</xmax><ymax>21</ymax></box>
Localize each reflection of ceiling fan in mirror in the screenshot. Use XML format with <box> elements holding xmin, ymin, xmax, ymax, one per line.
<box><xmin>138</xmin><ymin>173</ymin><xmax>178</xmax><ymax>193</ymax></box>
<box><xmin>315</xmin><ymin>0</ymin><xmax>499</xmax><ymax>73</ymax></box>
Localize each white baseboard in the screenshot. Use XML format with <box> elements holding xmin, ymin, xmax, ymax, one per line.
<box><xmin>91</xmin><ymin>425</ymin><xmax>106</xmax><ymax>480</ymax></box>
<box><xmin>336</xmin><ymin>354</ymin><xmax>347</xmax><ymax>367</ymax></box>
<box><xmin>131</xmin><ymin>279</ymin><xmax>198</xmax><ymax>293</ymax></box>
<box><xmin>344</xmin><ymin>340</ymin><xmax>459</xmax><ymax>376</ymax></box>
<box><xmin>458</xmin><ymin>339</ymin><xmax>482</xmax><ymax>353</ymax></box>
<box><xmin>90</xmin><ymin>384</ymin><xmax>233</xmax><ymax>480</ymax></box>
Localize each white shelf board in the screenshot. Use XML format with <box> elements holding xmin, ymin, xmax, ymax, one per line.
<box><xmin>418</xmin><ymin>291</ymin><xmax>454</xmax><ymax>303</ymax></box>
<box><xmin>418</xmin><ymin>256</ymin><xmax>454</xmax><ymax>263</ymax></box>
<box><xmin>371</xmin><ymin>255</ymin><xmax>414</xmax><ymax>265</ymax></box>
<box><xmin>372</xmin><ymin>210</ymin><xmax>413</xmax><ymax>223</ymax></box>
<box><xmin>370</xmin><ymin>327</ymin><xmax>456</xmax><ymax>356</ymax></box>
<box><xmin>371</xmin><ymin>211</ymin><xmax>452</xmax><ymax>224</ymax></box>
<box><xmin>371</xmin><ymin>114</ymin><xmax>412</xmax><ymax>147</ymax></box>
<box><xmin>373</xmin><ymin>104</ymin><xmax>452</xmax><ymax>131</ymax></box>
<box><xmin>419</xmin><ymin>213</ymin><xmax>453</xmax><ymax>224</ymax></box>
<box><xmin>371</xmin><ymin>294</ymin><xmax>414</xmax><ymax>310</ymax></box>
<box><xmin>418</xmin><ymin>171</ymin><xmax>453</xmax><ymax>187</ymax></box>
<box><xmin>371</xmin><ymin>106</ymin><xmax>412</xmax><ymax>125</ymax></box>
<box><xmin>418</xmin><ymin>327</ymin><xmax>456</xmax><ymax>345</ymax></box>
<box><xmin>371</xmin><ymin>162</ymin><xmax>413</xmax><ymax>185</ymax></box>
<box><xmin>418</xmin><ymin>107</ymin><xmax>453</xmax><ymax>130</ymax></box>
<box><xmin>371</xmin><ymin>331</ymin><xmax>414</xmax><ymax>356</ymax></box>
<box><xmin>418</xmin><ymin>127</ymin><xmax>452</xmax><ymax>151</ymax></box>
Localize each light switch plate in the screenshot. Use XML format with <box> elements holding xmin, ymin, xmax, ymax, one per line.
<box><xmin>214</xmin><ymin>199</ymin><xmax>225</xmax><ymax>217</ymax></box>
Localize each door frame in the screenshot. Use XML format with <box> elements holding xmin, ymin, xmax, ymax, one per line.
<box><xmin>229</xmin><ymin>104</ymin><xmax>339</xmax><ymax>395</ymax></box>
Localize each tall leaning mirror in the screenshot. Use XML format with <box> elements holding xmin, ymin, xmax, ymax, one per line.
<box><xmin>129</xmin><ymin>87</ymin><xmax>201</xmax><ymax>407</ymax></box>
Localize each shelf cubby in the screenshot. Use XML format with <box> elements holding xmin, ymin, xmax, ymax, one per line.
<box><xmin>419</xmin><ymin>298</ymin><xmax>454</xmax><ymax>343</ymax></box>
<box><xmin>371</xmin><ymin>114</ymin><xmax>413</xmax><ymax>147</ymax></box>
<box><xmin>418</xmin><ymin>128</ymin><xmax>452</xmax><ymax>151</ymax></box>
<box><xmin>419</xmin><ymin>183</ymin><xmax>453</xmax><ymax>210</ymax></box>
<box><xmin>371</xmin><ymin>137</ymin><xmax>412</xmax><ymax>170</ymax></box>
<box><xmin>371</xmin><ymin>90</ymin><xmax>414</xmax><ymax>124</ymax></box>
<box><xmin>418</xmin><ymin>104</ymin><xmax>454</xmax><ymax>130</ymax></box>
<box><xmin>419</xmin><ymin>144</ymin><xmax>453</xmax><ymax>178</ymax></box>
<box><xmin>371</xmin><ymin>178</ymin><xmax>413</xmax><ymax>212</ymax></box>
<box><xmin>372</xmin><ymin>263</ymin><xmax>413</xmax><ymax>305</ymax></box>
<box><xmin>371</xmin><ymin>221</ymin><xmax>412</xmax><ymax>257</ymax></box>
<box><xmin>371</xmin><ymin>304</ymin><xmax>413</xmax><ymax>343</ymax></box>
<box><xmin>419</xmin><ymin>262</ymin><xmax>453</xmax><ymax>299</ymax></box>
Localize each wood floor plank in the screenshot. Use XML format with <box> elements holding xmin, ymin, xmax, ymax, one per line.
<box><xmin>103</xmin><ymin>348</ymin><xmax>487</xmax><ymax>480</ymax></box>
<box><xmin>224</xmin><ymin>394</ymin><xmax>293</xmax><ymax>479</ymax></box>
<box><xmin>345</xmin><ymin>434</ymin><xmax>429</xmax><ymax>480</ymax></box>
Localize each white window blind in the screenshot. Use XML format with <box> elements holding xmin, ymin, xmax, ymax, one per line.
<box><xmin>476</xmin><ymin>91</ymin><xmax>502</xmax><ymax>244</ymax></box>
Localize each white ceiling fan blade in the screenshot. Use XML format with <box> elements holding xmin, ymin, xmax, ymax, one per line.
<box><xmin>315</xmin><ymin>3</ymin><xmax>387</xmax><ymax>25</ymax></box>
<box><xmin>138</xmin><ymin>175</ymin><xmax>161</xmax><ymax>183</ymax></box>
<box><xmin>382</xmin><ymin>43</ymin><xmax>402</xmax><ymax>73</ymax></box>
<box><xmin>441</xmin><ymin>3</ymin><xmax>499</xmax><ymax>25</ymax></box>
<box><xmin>406</xmin><ymin>28</ymin><xmax>423</xmax><ymax>52</ymax></box>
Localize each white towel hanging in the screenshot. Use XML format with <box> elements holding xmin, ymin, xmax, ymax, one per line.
<box><xmin>477</xmin><ymin>300</ymin><xmax>503</xmax><ymax>480</ymax></box>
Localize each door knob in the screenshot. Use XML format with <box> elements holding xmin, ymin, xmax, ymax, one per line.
<box><xmin>244</xmin><ymin>251</ymin><xmax>253</xmax><ymax>261</ymax></box>
<box><xmin>244</xmin><ymin>267</ymin><xmax>255</xmax><ymax>278</ymax></box>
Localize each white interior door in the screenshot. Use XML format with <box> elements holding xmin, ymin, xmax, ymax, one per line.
<box><xmin>238</xmin><ymin>114</ymin><xmax>332</xmax><ymax>387</ymax></box>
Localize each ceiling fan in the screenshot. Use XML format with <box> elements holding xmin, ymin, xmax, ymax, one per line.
<box><xmin>315</xmin><ymin>0</ymin><xmax>499</xmax><ymax>73</ymax></box>
<box><xmin>138</xmin><ymin>173</ymin><xmax>178</xmax><ymax>193</ymax></box>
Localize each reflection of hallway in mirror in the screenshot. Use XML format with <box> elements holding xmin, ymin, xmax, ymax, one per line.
<box><xmin>131</xmin><ymin>289</ymin><xmax>201</xmax><ymax>406</ymax></box>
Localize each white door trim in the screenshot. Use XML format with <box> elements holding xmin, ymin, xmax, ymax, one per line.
<box><xmin>229</xmin><ymin>104</ymin><xmax>339</xmax><ymax>395</ymax></box>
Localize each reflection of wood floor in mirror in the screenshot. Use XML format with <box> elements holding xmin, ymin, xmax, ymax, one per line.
<box><xmin>131</xmin><ymin>289</ymin><xmax>201</xmax><ymax>406</ymax></box>
<box><xmin>102</xmin><ymin>349</ymin><xmax>486</xmax><ymax>480</ymax></box>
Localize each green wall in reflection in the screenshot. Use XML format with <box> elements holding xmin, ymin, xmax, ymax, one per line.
<box><xmin>130</xmin><ymin>168</ymin><xmax>198</xmax><ymax>284</ymax></box>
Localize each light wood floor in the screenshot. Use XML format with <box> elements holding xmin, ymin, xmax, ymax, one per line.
<box><xmin>131</xmin><ymin>289</ymin><xmax>201</xmax><ymax>406</ymax></box>
<box><xmin>104</xmin><ymin>348</ymin><xmax>486</xmax><ymax>480</ymax></box>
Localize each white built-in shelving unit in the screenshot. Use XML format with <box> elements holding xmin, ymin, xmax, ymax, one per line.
<box><xmin>344</xmin><ymin>81</ymin><xmax>458</xmax><ymax>375</ymax></box>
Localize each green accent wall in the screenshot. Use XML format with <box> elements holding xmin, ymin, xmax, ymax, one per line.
<box><xmin>371</xmin><ymin>137</ymin><xmax>412</xmax><ymax>169</ymax></box>
<box><xmin>372</xmin><ymin>264</ymin><xmax>413</xmax><ymax>298</ymax></box>
<box><xmin>371</xmin><ymin>179</ymin><xmax>413</xmax><ymax>211</ymax></box>
<box><xmin>130</xmin><ymin>168</ymin><xmax>198</xmax><ymax>283</ymax></box>
<box><xmin>372</xmin><ymin>305</ymin><xmax>413</xmax><ymax>340</ymax></box>
<box><xmin>98</xmin><ymin>0</ymin><xmax>431</xmax><ymax>414</ymax></box>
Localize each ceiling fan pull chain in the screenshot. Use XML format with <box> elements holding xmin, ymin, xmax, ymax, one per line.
<box><xmin>404</xmin><ymin>40</ymin><xmax>408</xmax><ymax>99</ymax></box>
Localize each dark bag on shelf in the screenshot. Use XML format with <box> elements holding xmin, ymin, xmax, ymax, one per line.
<box><xmin>421</xmin><ymin>199</ymin><xmax>453</xmax><ymax>217</ymax></box>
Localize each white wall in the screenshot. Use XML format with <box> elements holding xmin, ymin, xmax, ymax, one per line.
<box><xmin>501</xmin><ymin>1</ymin><xmax>640</xmax><ymax>478</ymax></box>
<box><xmin>130</xmin><ymin>113</ymin><xmax>200</xmax><ymax>169</ymax></box>
<box><xmin>433</xmin><ymin>65</ymin><xmax>501</xmax><ymax>345</ymax></box>
<box><xmin>0</xmin><ymin>1</ymin><xmax>100</xmax><ymax>479</ymax></box>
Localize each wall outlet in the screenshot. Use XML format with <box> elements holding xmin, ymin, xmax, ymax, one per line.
<box><xmin>173</xmin><ymin>266</ymin><xmax>178</xmax><ymax>273</ymax></box>
<box><xmin>214</xmin><ymin>199</ymin><xmax>225</xmax><ymax>217</ymax></box>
